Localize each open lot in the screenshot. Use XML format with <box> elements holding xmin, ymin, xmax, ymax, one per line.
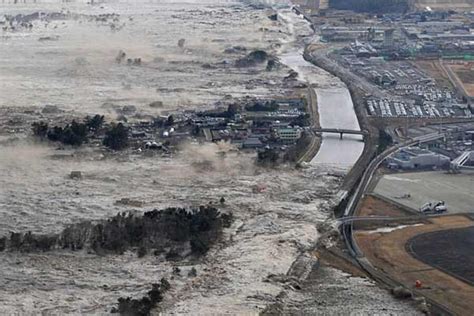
<box><xmin>413</xmin><ymin>60</ymin><xmax>453</xmax><ymax>89</ymax></box>
<box><xmin>448</xmin><ymin>63</ymin><xmax>474</xmax><ymax>97</ymax></box>
<box><xmin>408</xmin><ymin>226</ymin><xmax>474</xmax><ymax>285</ymax></box>
<box><xmin>373</xmin><ymin>171</ymin><xmax>474</xmax><ymax>214</ymax></box>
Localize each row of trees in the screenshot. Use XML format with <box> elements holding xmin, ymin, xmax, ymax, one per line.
<box><xmin>245</xmin><ymin>100</ymin><xmax>279</xmax><ymax>112</ymax></box>
<box><xmin>1</xmin><ymin>206</ymin><xmax>233</xmax><ymax>257</ymax></box>
<box><xmin>32</xmin><ymin>115</ymin><xmax>129</xmax><ymax>150</ymax></box>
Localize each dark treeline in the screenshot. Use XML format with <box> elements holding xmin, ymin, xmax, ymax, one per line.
<box><xmin>0</xmin><ymin>206</ymin><xmax>232</xmax><ymax>258</ymax></box>
<box><xmin>111</xmin><ymin>278</ymin><xmax>171</xmax><ymax>315</ymax></box>
<box><xmin>329</xmin><ymin>0</ymin><xmax>409</xmax><ymax>13</ymax></box>
<box><xmin>32</xmin><ymin>114</ymin><xmax>105</xmax><ymax>146</ymax></box>
<box><xmin>235</xmin><ymin>50</ymin><xmax>269</xmax><ymax>67</ymax></box>
<box><xmin>32</xmin><ymin>115</ymin><xmax>130</xmax><ymax>150</ymax></box>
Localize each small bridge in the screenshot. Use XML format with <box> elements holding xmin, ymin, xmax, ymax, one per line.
<box><xmin>312</xmin><ymin>128</ymin><xmax>368</xmax><ymax>139</ymax></box>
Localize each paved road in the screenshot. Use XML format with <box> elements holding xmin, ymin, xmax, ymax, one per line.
<box><xmin>440</xmin><ymin>60</ymin><xmax>470</xmax><ymax>99</ymax></box>
<box><xmin>308</xmin><ymin>48</ymin><xmax>388</xmax><ymax>99</ymax></box>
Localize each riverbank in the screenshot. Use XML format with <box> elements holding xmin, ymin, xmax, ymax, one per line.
<box><xmin>303</xmin><ymin>47</ymin><xmax>378</xmax><ymax>191</ymax></box>
<box><xmin>278</xmin><ymin>52</ymin><xmax>364</xmax><ymax>172</ymax></box>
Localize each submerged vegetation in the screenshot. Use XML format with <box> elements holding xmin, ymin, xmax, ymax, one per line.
<box><xmin>103</xmin><ymin>123</ymin><xmax>129</xmax><ymax>150</ymax></box>
<box><xmin>111</xmin><ymin>278</ymin><xmax>171</xmax><ymax>315</ymax></box>
<box><xmin>1</xmin><ymin>206</ymin><xmax>232</xmax><ymax>258</ymax></box>
<box><xmin>235</xmin><ymin>50</ymin><xmax>269</xmax><ymax>67</ymax></box>
<box><xmin>32</xmin><ymin>114</ymin><xmax>131</xmax><ymax>150</ymax></box>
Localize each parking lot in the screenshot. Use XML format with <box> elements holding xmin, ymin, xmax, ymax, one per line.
<box><xmin>366</xmin><ymin>98</ymin><xmax>471</xmax><ymax>118</ymax></box>
<box><xmin>337</xmin><ymin>55</ymin><xmax>472</xmax><ymax>119</ymax></box>
<box><xmin>373</xmin><ymin>171</ymin><xmax>474</xmax><ymax>214</ymax></box>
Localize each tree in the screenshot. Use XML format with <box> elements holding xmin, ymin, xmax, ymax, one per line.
<box><xmin>290</xmin><ymin>114</ymin><xmax>310</xmax><ymax>127</ymax></box>
<box><xmin>85</xmin><ymin>114</ymin><xmax>104</xmax><ymax>131</ymax></box>
<box><xmin>103</xmin><ymin>123</ymin><xmax>129</xmax><ymax>150</ymax></box>
<box><xmin>47</xmin><ymin>126</ymin><xmax>64</xmax><ymax>142</ymax></box>
<box><xmin>266</xmin><ymin>59</ymin><xmax>276</xmax><ymax>71</ymax></box>
<box><xmin>61</xmin><ymin>120</ymin><xmax>88</xmax><ymax>146</ymax></box>
<box><xmin>377</xmin><ymin>129</ymin><xmax>393</xmax><ymax>154</ymax></box>
<box><xmin>257</xmin><ymin>148</ymin><xmax>279</xmax><ymax>166</ymax></box>
<box><xmin>32</xmin><ymin>121</ymin><xmax>48</xmax><ymax>138</ymax></box>
<box><xmin>245</xmin><ymin>100</ymin><xmax>279</xmax><ymax>112</ymax></box>
<box><xmin>166</xmin><ymin>115</ymin><xmax>175</xmax><ymax>126</ymax></box>
<box><xmin>226</xmin><ymin>104</ymin><xmax>240</xmax><ymax>118</ymax></box>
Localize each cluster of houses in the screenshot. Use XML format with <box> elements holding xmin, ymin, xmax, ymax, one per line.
<box><xmin>192</xmin><ymin>98</ymin><xmax>308</xmax><ymax>150</ymax></box>
<box><xmin>127</xmin><ymin>97</ymin><xmax>309</xmax><ymax>154</ymax></box>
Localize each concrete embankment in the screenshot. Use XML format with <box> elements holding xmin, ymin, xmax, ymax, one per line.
<box><xmin>296</xmin><ymin>87</ymin><xmax>322</xmax><ymax>164</ymax></box>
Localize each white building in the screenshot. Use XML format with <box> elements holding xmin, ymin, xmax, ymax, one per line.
<box><xmin>388</xmin><ymin>147</ymin><xmax>450</xmax><ymax>169</ymax></box>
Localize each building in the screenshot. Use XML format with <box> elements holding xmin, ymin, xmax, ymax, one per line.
<box><xmin>275</xmin><ymin>127</ymin><xmax>302</xmax><ymax>144</ymax></box>
<box><xmin>242</xmin><ymin>138</ymin><xmax>264</xmax><ymax>149</ymax></box>
<box><xmin>387</xmin><ymin>147</ymin><xmax>450</xmax><ymax>169</ymax></box>
<box><xmin>384</xmin><ymin>29</ymin><xmax>395</xmax><ymax>48</ymax></box>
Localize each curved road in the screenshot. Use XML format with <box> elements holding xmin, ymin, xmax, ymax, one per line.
<box><xmin>342</xmin><ymin>131</ymin><xmax>447</xmax><ymax>256</ymax></box>
<box><xmin>340</xmin><ymin>130</ymin><xmax>469</xmax><ymax>315</ymax></box>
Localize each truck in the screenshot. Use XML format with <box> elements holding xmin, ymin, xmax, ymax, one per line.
<box><xmin>420</xmin><ymin>201</ymin><xmax>447</xmax><ymax>214</ymax></box>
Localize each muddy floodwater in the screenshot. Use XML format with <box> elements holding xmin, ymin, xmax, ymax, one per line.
<box><xmin>0</xmin><ymin>0</ymin><xmax>290</xmax><ymax>114</ymax></box>
<box><xmin>0</xmin><ymin>0</ymin><xmax>417</xmax><ymax>314</ymax></box>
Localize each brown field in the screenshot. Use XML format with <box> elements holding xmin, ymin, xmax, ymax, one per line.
<box><xmin>355</xmin><ymin>215</ymin><xmax>474</xmax><ymax>315</ymax></box>
<box><xmin>412</xmin><ymin>60</ymin><xmax>453</xmax><ymax>89</ymax></box>
<box><xmin>357</xmin><ymin>194</ymin><xmax>413</xmax><ymax>218</ymax></box>
<box><xmin>449</xmin><ymin>63</ymin><xmax>474</xmax><ymax>97</ymax></box>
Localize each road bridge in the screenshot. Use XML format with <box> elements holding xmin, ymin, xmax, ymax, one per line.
<box><xmin>312</xmin><ymin>128</ymin><xmax>368</xmax><ymax>139</ymax></box>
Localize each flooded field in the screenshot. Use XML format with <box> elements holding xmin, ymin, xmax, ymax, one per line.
<box><xmin>0</xmin><ymin>0</ymin><xmax>418</xmax><ymax>314</ymax></box>
<box><xmin>0</xmin><ymin>0</ymin><xmax>290</xmax><ymax>115</ymax></box>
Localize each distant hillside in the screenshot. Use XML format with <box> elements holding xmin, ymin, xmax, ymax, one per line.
<box><xmin>328</xmin><ymin>0</ymin><xmax>473</xmax><ymax>12</ymax></box>
<box><xmin>328</xmin><ymin>0</ymin><xmax>409</xmax><ymax>13</ymax></box>
<box><xmin>413</xmin><ymin>0</ymin><xmax>473</xmax><ymax>10</ymax></box>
